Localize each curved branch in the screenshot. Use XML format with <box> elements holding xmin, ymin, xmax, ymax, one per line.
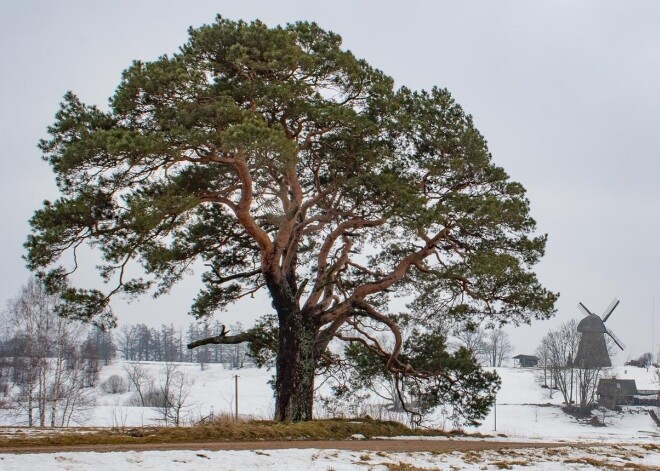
<box><xmin>230</xmin><ymin>155</ymin><xmax>274</xmax><ymax>262</ymax></box>
<box><xmin>305</xmin><ymin>217</ymin><xmax>385</xmax><ymax>310</ymax></box>
<box><xmin>354</xmin><ymin>303</ymin><xmax>403</xmax><ymax>373</ymax></box>
<box><xmin>206</xmin><ymin>266</ymin><xmax>261</xmax><ymax>284</ymax></box>
<box><xmin>349</xmin><ymin>233</ymin><xmax>445</xmax><ymax>300</ymax></box>
<box><xmin>187</xmin><ymin>325</ymin><xmax>246</xmax><ymax>349</ymax></box>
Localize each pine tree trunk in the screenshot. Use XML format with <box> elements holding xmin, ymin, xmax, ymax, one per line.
<box><xmin>265</xmin><ymin>267</ymin><xmax>319</xmax><ymax>422</ymax></box>
<box><xmin>273</xmin><ymin>311</ymin><xmax>317</xmax><ymax>421</ymax></box>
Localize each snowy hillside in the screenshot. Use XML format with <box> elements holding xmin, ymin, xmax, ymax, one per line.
<box><xmin>469</xmin><ymin>367</ymin><xmax>660</xmax><ymax>441</ymax></box>
<box><xmin>89</xmin><ymin>362</ymin><xmax>275</xmax><ymax>428</ymax></box>
<box><xmin>2</xmin><ymin>361</ymin><xmax>659</xmax><ymax>443</ymax></box>
<box><xmin>2</xmin><ymin>363</ymin><xmax>660</xmax><ymax>470</ymax></box>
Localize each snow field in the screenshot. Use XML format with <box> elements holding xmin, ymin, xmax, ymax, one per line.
<box><xmin>2</xmin><ymin>363</ymin><xmax>660</xmax><ymax>469</ymax></box>
<box><xmin>89</xmin><ymin>362</ymin><xmax>275</xmax><ymax>427</ymax></box>
<box><xmin>1</xmin><ymin>444</ymin><xmax>660</xmax><ymax>470</ymax></box>
<box><xmin>468</xmin><ymin>367</ymin><xmax>660</xmax><ymax>442</ymax></box>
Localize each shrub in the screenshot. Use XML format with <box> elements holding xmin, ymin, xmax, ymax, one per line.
<box><xmin>101</xmin><ymin>375</ymin><xmax>128</xmax><ymax>394</ymax></box>
<box><xmin>126</xmin><ymin>387</ymin><xmax>167</xmax><ymax>407</ymax></box>
<box><xmin>625</xmin><ymin>352</ymin><xmax>653</xmax><ymax>368</ymax></box>
<box><xmin>142</xmin><ymin>388</ymin><xmax>168</xmax><ymax>408</ymax></box>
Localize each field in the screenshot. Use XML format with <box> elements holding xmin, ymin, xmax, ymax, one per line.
<box><xmin>1</xmin><ymin>362</ymin><xmax>659</xmax><ymax>469</ymax></box>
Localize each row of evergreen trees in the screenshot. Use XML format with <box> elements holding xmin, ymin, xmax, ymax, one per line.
<box><xmin>115</xmin><ymin>321</ymin><xmax>251</xmax><ymax>368</ymax></box>
<box><xmin>0</xmin><ymin>284</ymin><xmax>252</xmax><ymax>371</ymax></box>
<box><xmin>1</xmin><ymin>320</ymin><xmax>251</xmax><ymax>369</ymax></box>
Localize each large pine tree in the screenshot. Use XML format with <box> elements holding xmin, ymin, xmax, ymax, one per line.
<box><xmin>26</xmin><ymin>16</ymin><xmax>557</xmax><ymax>422</ymax></box>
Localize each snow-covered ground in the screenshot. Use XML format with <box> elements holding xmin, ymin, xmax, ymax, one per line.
<box><xmin>468</xmin><ymin>366</ymin><xmax>660</xmax><ymax>442</ymax></box>
<box><xmin>1</xmin><ymin>444</ymin><xmax>660</xmax><ymax>470</ymax></box>
<box><xmin>66</xmin><ymin>362</ymin><xmax>660</xmax><ymax>442</ymax></box>
<box><xmin>89</xmin><ymin>362</ymin><xmax>276</xmax><ymax>427</ymax></box>
<box><xmin>2</xmin><ymin>363</ymin><xmax>660</xmax><ymax>469</ymax></box>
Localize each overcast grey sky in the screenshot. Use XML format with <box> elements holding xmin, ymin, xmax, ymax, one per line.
<box><xmin>2</xmin><ymin>1</ymin><xmax>659</xmax><ymax>362</ymax></box>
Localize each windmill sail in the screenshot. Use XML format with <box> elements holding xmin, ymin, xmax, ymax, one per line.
<box><xmin>578</xmin><ymin>302</ymin><xmax>594</xmax><ymax>317</ymax></box>
<box><xmin>601</xmin><ymin>298</ymin><xmax>620</xmax><ymax>322</ymax></box>
<box><xmin>605</xmin><ymin>327</ymin><xmax>626</xmax><ymax>351</ymax></box>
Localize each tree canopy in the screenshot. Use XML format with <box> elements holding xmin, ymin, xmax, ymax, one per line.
<box><xmin>26</xmin><ymin>16</ymin><xmax>557</xmax><ymax>422</ymax></box>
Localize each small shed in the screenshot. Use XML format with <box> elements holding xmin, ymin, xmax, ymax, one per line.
<box><xmin>513</xmin><ymin>354</ymin><xmax>539</xmax><ymax>368</ymax></box>
<box><xmin>597</xmin><ymin>379</ymin><xmax>637</xmax><ymax>409</ymax></box>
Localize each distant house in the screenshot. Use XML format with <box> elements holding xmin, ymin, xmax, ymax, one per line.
<box><xmin>513</xmin><ymin>354</ymin><xmax>539</xmax><ymax>368</ymax></box>
<box><xmin>597</xmin><ymin>379</ymin><xmax>637</xmax><ymax>409</ymax></box>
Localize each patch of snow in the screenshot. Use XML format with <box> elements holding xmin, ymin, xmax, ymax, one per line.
<box><xmin>466</xmin><ymin>367</ymin><xmax>660</xmax><ymax>443</ymax></box>
<box><xmin>1</xmin><ymin>364</ymin><xmax>660</xmax><ymax>468</ymax></box>
<box><xmin>1</xmin><ymin>444</ymin><xmax>660</xmax><ymax>470</ymax></box>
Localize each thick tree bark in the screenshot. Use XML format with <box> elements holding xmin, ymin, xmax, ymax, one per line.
<box><xmin>186</xmin><ymin>309</ymin><xmax>319</xmax><ymax>421</ymax></box>
<box><xmin>274</xmin><ymin>310</ymin><xmax>317</xmax><ymax>421</ymax></box>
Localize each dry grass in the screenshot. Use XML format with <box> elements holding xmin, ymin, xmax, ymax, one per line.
<box><xmin>490</xmin><ymin>459</ymin><xmax>531</xmax><ymax>469</ymax></box>
<box><xmin>385</xmin><ymin>463</ymin><xmax>433</xmax><ymax>471</ymax></box>
<box><xmin>544</xmin><ymin>448</ymin><xmax>567</xmax><ymax>456</ymax></box>
<box><xmin>563</xmin><ymin>457</ymin><xmax>658</xmax><ymax>470</ymax></box>
<box><xmin>495</xmin><ymin>449</ymin><xmax>525</xmax><ymax>457</ymax></box>
<box><xmin>0</xmin><ymin>418</ymin><xmax>447</xmax><ymax>449</ymax></box>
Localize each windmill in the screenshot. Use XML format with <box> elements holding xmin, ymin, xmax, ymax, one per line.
<box><xmin>573</xmin><ymin>298</ymin><xmax>626</xmax><ymax>368</ymax></box>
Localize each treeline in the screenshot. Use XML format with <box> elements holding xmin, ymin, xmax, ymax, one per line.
<box><xmin>1</xmin><ymin>315</ymin><xmax>252</xmax><ymax>372</ymax></box>
<box><xmin>116</xmin><ymin>321</ymin><xmax>251</xmax><ymax>368</ymax></box>
<box><xmin>1</xmin><ymin>319</ymin><xmax>253</xmax><ymax>371</ymax></box>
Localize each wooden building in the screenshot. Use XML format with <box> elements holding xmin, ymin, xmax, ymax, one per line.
<box><xmin>596</xmin><ymin>379</ymin><xmax>637</xmax><ymax>409</ymax></box>
<box><xmin>513</xmin><ymin>354</ymin><xmax>539</xmax><ymax>368</ymax></box>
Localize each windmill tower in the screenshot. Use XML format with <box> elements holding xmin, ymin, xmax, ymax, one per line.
<box><xmin>573</xmin><ymin>298</ymin><xmax>626</xmax><ymax>368</ymax></box>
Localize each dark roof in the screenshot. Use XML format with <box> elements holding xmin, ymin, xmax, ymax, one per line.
<box><xmin>597</xmin><ymin>379</ymin><xmax>637</xmax><ymax>396</ymax></box>
<box><xmin>513</xmin><ymin>355</ymin><xmax>539</xmax><ymax>361</ymax></box>
<box><xmin>577</xmin><ymin>314</ymin><xmax>606</xmax><ymax>333</ymax></box>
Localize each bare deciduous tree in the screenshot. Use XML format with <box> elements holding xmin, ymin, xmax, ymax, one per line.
<box><xmin>152</xmin><ymin>363</ymin><xmax>192</xmax><ymax>426</ymax></box>
<box><xmin>122</xmin><ymin>362</ymin><xmax>152</xmax><ymax>407</ymax></box>
<box><xmin>3</xmin><ymin>278</ymin><xmax>95</xmax><ymax>426</ymax></box>
<box><xmin>537</xmin><ymin>319</ymin><xmax>608</xmax><ymax>409</ymax></box>
<box><xmin>100</xmin><ymin>375</ymin><xmax>128</xmax><ymax>394</ymax></box>
<box><xmin>452</xmin><ymin>323</ymin><xmax>487</xmax><ymax>364</ymax></box>
<box><xmin>484</xmin><ymin>329</ymin><xmax>513</xmax><ymax>367</ymax></box>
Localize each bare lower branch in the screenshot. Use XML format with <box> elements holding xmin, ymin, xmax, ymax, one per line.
<box><xmin>356</xmin><ymin>302</ymin><xmax>404</xmax><ymax>372</ymax></box>
<box><xmin>187</xmin><ymin>326</ymin><xmax>253</xmax><ymax>349</ymax></box>
<box><xmin>206</xmin><ymin>267</ymin><xmax>261</xmax><ymax>284</ymax></box>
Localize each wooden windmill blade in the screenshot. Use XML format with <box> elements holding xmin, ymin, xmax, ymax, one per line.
<box><xmin>578</xmin><ymin>302</ymin><xmax>594</xmax><ymax>317</ymax></box>
<box><xmin>605</xmin><ymin>327</ymin><xmax>626</xmax><ymax>351</ymax></box>
<box><xmin>601</xmin><ymin>298</ymin><xmax>620</xmax><ymax>322</ymax></box>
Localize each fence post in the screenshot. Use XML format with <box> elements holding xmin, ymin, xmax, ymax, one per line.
<box><xmin>233</xmin><ymin>374</ymin><xmax>239</xmax><ymax>421</ymax></box>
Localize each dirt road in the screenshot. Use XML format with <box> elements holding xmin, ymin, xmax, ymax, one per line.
<box><xmin>0</xmin><ymin>439</ymin><xmax>577</xmax><ymax>455</ymax></box>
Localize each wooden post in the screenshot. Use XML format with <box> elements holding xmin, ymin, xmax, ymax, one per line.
<box><xmin>233</xmin><ymin>374</ymin><xmax>239</xmax><ymax>421</ymax></box>
<box><xmin>493</xmin><ymin>394</ymin><xmax>497</xmax><ymax>432</ymax></box>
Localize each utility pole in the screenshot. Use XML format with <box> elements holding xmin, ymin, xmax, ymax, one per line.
<box><xmin>569</xmin><ymin>355</ymin><xmax>574</xmax><ymax>409</ymax></box>
<box><xmin>233</xmin><ymin>374</ymin><xmax>240</xmax><ymax>421</ymax></box>
<box><xmin>494</xmin><ymin>397</ymin><xmax>497</xmax><ymax>432</ymax></box>
<box><xmin>653</xmin><ymin>292</ymin><xmax>656</xmax><ymax>364</ymax></box>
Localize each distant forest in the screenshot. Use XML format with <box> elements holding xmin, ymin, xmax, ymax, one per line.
<box><xmin>115</xmin><ymin>321</ymin><xmax>253</xmax><ymax>368</ymax></box>
<box><xmin>1</xmin><ymin>319</ymin><xmax>252</xmax><ymax>370</ymax></box>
